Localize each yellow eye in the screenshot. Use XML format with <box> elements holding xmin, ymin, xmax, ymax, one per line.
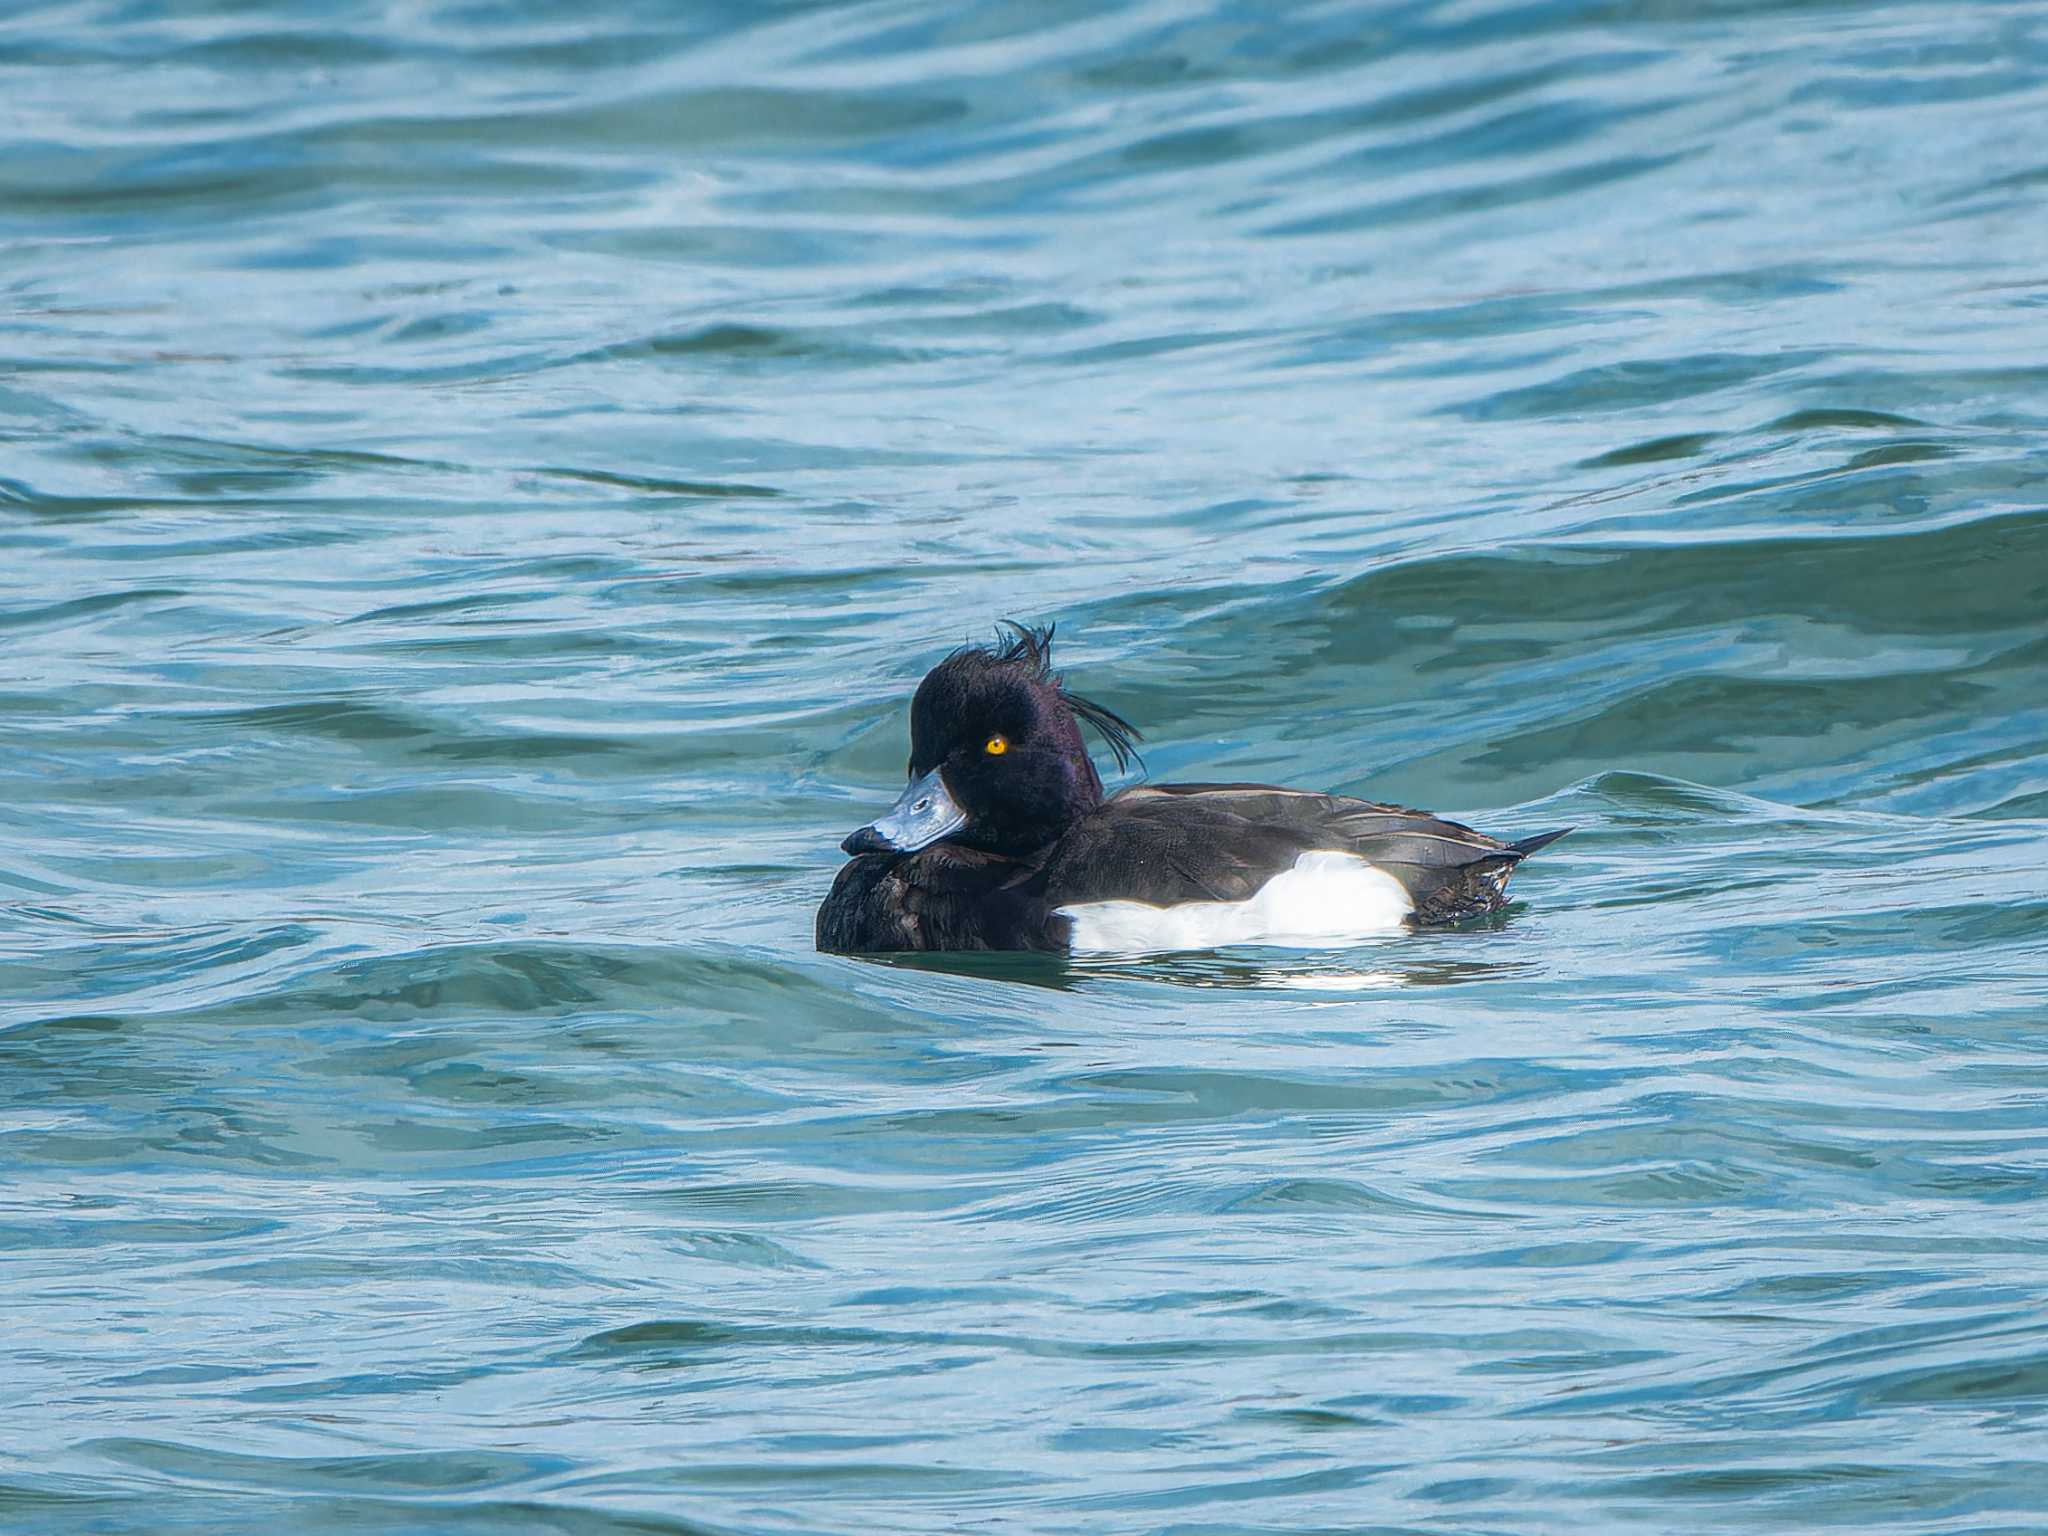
<box><xmin>984</xmin><ymin>733</ymin><xmax>1008</xmax><ymax>756</ymax></box>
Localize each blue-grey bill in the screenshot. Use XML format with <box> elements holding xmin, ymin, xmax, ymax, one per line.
<box><xmin>842</xmin><ymin>766</ymin><xmax>967</xmax><ymax>855</ymax></box>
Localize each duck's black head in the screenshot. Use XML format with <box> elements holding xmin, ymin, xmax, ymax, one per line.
<box><xmin>842</xmin><ymin>623</ymin><xmax>1139</xmax><ymax>862</ymax></box>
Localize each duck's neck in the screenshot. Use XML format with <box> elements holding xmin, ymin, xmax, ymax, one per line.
<box><xmin>981</xmin><ymin>745</ymin><xmax>1103</xmax><ymax>860</ymax></box>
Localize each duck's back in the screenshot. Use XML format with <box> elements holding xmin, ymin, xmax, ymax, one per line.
<box><xmin>1042</xmin><ymin>783</ymin><xmax>1560</xmax><ymax>946</ymax></box>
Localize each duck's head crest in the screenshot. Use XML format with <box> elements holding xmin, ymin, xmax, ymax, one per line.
<box><xmin>979</xmin><ymin>620</ymin><xmax>1141</xmax><ymax>774</ymax></box>
<box><xmin>841</xmin><ymin>621</ymin><xmax>1141</xmax><ymax>860</ymax></box>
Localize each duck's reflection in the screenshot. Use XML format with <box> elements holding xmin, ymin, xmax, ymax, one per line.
<box><xmin>857</xmin><ymin>920</ymin><xmax>1531</xmax><ymax>994</ymax></box>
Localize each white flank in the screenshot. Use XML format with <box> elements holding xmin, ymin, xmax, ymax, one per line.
<box><xmin>1057</xmin><ymin>851</ymin><xmax>1413</xmax><ymax>954</ymax></box>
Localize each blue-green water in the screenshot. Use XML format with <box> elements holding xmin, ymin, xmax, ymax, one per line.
<box><xmin>5</xmin><ymin>1</ymin><xmax>2048</xmax><ymax>1530</ymax></box>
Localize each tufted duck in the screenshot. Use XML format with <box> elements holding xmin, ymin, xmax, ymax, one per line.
<box><xmin>816</xmin><ymin>624</ymin><xmax>1568</xmax><ymax>954</ymax></box>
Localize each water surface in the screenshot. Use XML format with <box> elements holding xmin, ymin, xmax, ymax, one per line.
<box><xmin>4</xmin><ymin>1</ymin><xmax>2048</xmax><ymax>1531</ymax></box>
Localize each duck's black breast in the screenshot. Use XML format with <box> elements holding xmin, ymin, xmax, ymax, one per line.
<box><xmin>815</xmin><ymin>842</ymin><xmax>1065</xmax><ymax>954</ymax></box>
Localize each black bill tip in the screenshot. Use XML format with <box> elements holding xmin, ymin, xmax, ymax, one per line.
<box><xmin>842</xmin><ymin>825</ymin><xmax>890</xmax><ymax>856</ymax></box>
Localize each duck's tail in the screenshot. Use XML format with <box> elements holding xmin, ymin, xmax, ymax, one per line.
<box><xmin>1504</xmin><ymin>827</ymin><xmax>1574</xmax><ymax>860</ymax></box>
<box><xmin>1401</xmin><ymin>825</ymin><xmax>1573</xmax><ymax>926</ymax></box>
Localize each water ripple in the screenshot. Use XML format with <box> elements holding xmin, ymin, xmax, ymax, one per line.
<box><xmin>4</xmin><ymin>0</ymin><xmax>2048</xmax><ymax>1531</ymax></box>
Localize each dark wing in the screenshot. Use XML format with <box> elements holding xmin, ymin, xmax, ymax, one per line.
<box><xmin>1038</xmin><ymin>787</ymin><xmax>1321</xmax><ymax>907</ymax></box>
<box><xmin>816</xmin><ymin>845</ymin><xmax>1060</xmax><ymax>954</ymax></box>
<box><xmin>1051</xmin><ymin>783</ymin><xmax>1570</xmax><ymax>925</ymax></box>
